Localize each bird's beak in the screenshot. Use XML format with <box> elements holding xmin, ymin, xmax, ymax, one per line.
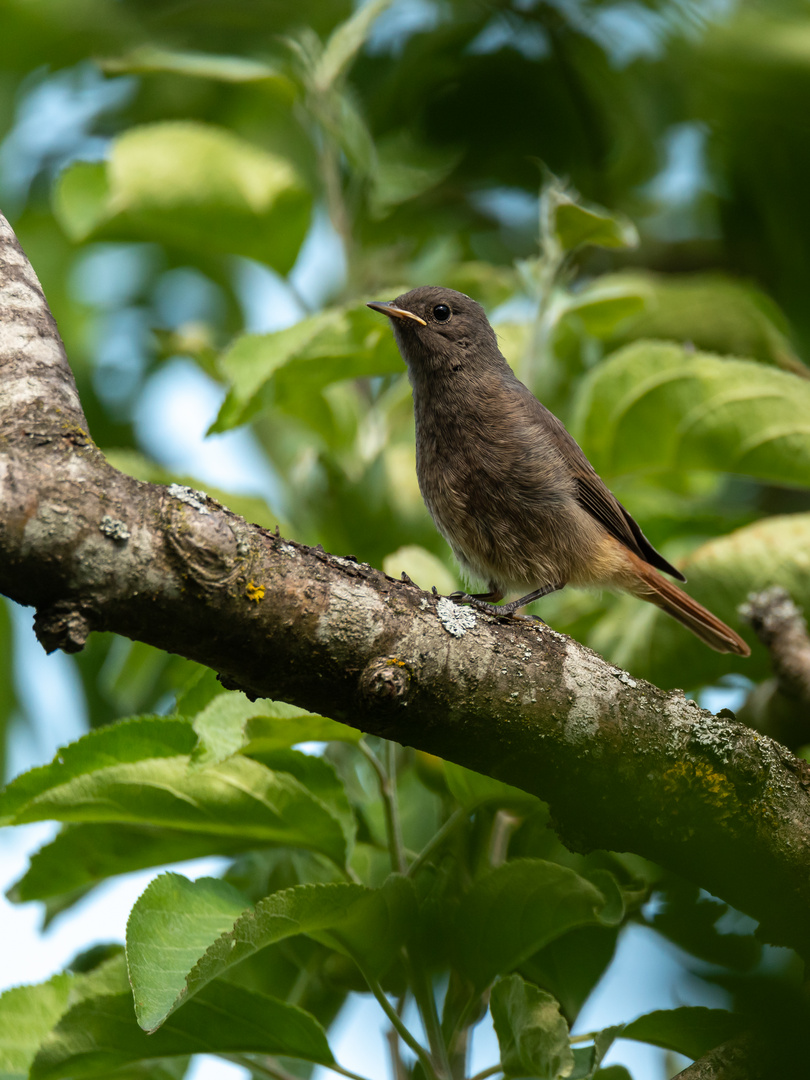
<box><xmin>367</xmin><ymin>301</ymin><xmax>427</xmax><ymax>326</ymax></box>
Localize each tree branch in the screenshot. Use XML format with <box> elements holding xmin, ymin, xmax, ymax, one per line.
<box><xmin>3</xmin><ymin>212</ymin><xmax>810</xmax><ymax>956</ymax></box>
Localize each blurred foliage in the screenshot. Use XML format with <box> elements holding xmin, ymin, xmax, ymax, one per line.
<box><xmin>3</xmin><ymin>0</ymin><xmax>810</xmax><ymax>1078</ymax></box>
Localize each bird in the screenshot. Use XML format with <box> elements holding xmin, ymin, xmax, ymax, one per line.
<box><xmin>367</xmin><ymin>286</ymin><xmax>750</xmax><ymax>656</ymax></box>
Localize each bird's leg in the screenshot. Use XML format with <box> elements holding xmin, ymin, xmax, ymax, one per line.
<box><xmin>448</xmin><ymin>582</ymin><xmax>504</xmax><ymax>605</ymax></box>
<box><xmin>445</xmin><ymin>581</ymin><xmax>565</xmax><ymax>619</ymax></box>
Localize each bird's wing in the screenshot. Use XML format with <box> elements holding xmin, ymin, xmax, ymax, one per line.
<box><xmin>526</xmin><ymin>393</ymin><xmax>687</xmax><ymax>582</ymax></box>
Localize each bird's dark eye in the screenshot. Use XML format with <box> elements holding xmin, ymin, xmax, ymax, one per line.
<box><xmin>433</xmin><ymin>303</ymin><xmax>451</xmax><ymax>322</ymax></box>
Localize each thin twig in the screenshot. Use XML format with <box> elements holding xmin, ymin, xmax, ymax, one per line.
<box><xmin>359</xmin><ymin>738</ymin><xmax>407</xmax><ymax>874</ymax></box>
<box><xmin>406</xmin><ymin>807</ymin><xmax>469</xmax><ymax>878</ymax></box>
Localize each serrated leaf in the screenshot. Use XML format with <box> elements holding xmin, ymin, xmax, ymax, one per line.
<box><xmin>4</xmin><ymin>739</ymin><xmax>351</xmax><ymax>866</ymax></box>
<box><xmin>191</xmin><ymin>691</ymin><xmax>359</xmax><ymax>767</ymax></box>
<box><xmin>31</xmin><ymin>983</ymin><xmax>333</xmax><ymax>1079</ymax></box>
<box><xmin>128</xmin><ymin>875</ymin><xmax>414</xmax><ymax>1030</ymax></box>
<box><xmin>572</xmin><ymin>342</ymin><xmax>810</xmax><ymax>488</ymax></box>
<box><xmin>0</xmin><ymin>717</ymin><xmax>195</xmax><ymax>824</ymax></box>
<box><xmin>126</xmin><ymin>874</ymin><xmax>248</xmax><ymax>1032</ymax></box>
<box><xmin>54</xmin><ymin>122</ymin><xmax>311</xmax><ymax>271</ymax></box>
<box><xmin>212</xmin><ymin>302</ymin><xmax>402</xmax><ymax>432</ymax></box>
<box><xmin>623</xmin><ymin>1006</ymin><xmax>744</xmax><ymax>1060</ymax></box>
<box><xmin>443</xmin><ymin>762</ymin><xmax>542</xmax><ymax>812</ymax></box>
<box><xmin>8</xmin><ymin>824</ymin><xmax>253</xmax><ymax>904</ymax></box>
<box><xmin>550</xmin><ymin>195</ymin><xmax>638</xmax><ymax>253</ymax></box>
<box><xmin>0</xmin><ymin>974</ymin><xmax>74</xmax><ymax>1079</ymax></box>
<box><xmin>490</xmin><ymin>975</ymin><xmax>574</xmax><ymax>1079</ymax></box>
<box><xmin>454</xmin><ymin>859</ymin><xmax>618</xmax><ymax>989</ymax></box>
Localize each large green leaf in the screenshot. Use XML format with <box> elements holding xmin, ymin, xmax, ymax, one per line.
<box><xmin>454</xmin><ymin>860</ymin><xmax>619</xmax><ymax>990</ymax></box>
<box><xmin>544</xmin><ymin>186</ymin><xmax>638</xmax><ymax>253</ymax></box>
<box><xmin>190</xmin><ymin>691</ymin><xmax>360</xmax><ymax>768</ymax></box>
<box><xmin>572</xmin><ymin>341</ymin><xmax>810</xmax><ymax>487</ymax></box>
<box><xmin>212</xmin><ymin>302</ymin><xmax>403</xmax><ymax>432</ymax></box>
<box><xmin>591</xmin><ymin>513</ymin><xmax>810</xmax><ymax>688</ymax></box>
<box><xmin>53</xmin><ymin>122</ymin><xmax>311</xmax><ymax>271</ymax></box>
<box><xmin>490</xmin><ymin>975</ymin><xmax>574</xmax><ymax>1079</ymax></box>
<box><xmin>127</xmin><ymin>874</ymin><xmax>415</xmax><ymax>1030</ymax></box>
<box><xmin>8</xmin><ymin>824</ymin><xmax>253</xmax><ymax>904</ymax></box>
<box><xmin>603</xmin><ymin>272</ymin><xmax>808</xmax><ymax>376</ymax></box>
<box><xmin>31</xmin><ymin>983</ymin><xmax>333</xmax><ymax>1079</ymax></box>
<box><xmin>126</xmin><ymin>874</ymin><xmax>248</xmax><ymax>1032</ymax></box>
<box><xmin>2</xmin><ymin>719</ymin><xmax>352</xmax><ymax>866</ymax></box>
<box><xmin>0</xmin><ymin>974</ymin><xmax>74</xmax><ymax>1080</ymax></box>
<box><xmin>623</xmin><ymin>1006</ymin><xmax>744</xmax><ymax>1060</ymax></box>
<box><xmin>0</xmin><ymin>717</ymin><xmax>195</xmax><ymax>824</ymax></box>
<box><xmin>443</xmin><ymin>761</ymin><xmax>542</xmax><ymax>812</ymax></box>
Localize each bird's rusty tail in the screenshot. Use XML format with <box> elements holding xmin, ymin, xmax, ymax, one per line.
<box><xmin>625</xmin><ymin>554</ymin><xmax>750</xmax><ymax>656</ymax></box>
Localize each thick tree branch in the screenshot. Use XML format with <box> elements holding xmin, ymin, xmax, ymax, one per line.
<box><xmin>3</xmin><ymin>213</ymin><xmax>810</xmax><ymax>957</ymax></box>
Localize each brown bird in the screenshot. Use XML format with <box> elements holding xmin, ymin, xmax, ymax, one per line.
<box><xmin>368</xmin><ymin>286</ymin><xmax>750</xmax><ymax>656</ymax></box>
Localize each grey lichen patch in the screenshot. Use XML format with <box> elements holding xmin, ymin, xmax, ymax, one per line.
<box><xmin>610</xmin><ymin>667</ymin><xmax>637</xmax><ymax>689</ymax></box>
<box><xmin>99</xmin><ymin>515</ymin><xmax>131</xmax><ymax>542</ymax></box>
<box><xmin>690</xmin><ymin>715</ymin><xmax>739</xmax><ymax>765</ymax></box>
<box><xmin>168</xmin><ymin>483</ymin><xmax>210</xmax><ymax>514</ymax></box>
<box><xmin>436</xmin><ymin>596</ymin><xmax>477</xmax><ymax>637</ymax></box>
<box><xmin>561</xmin><ymin>640</ymin><xmax>619</xmax><ymax>747</ymax></box>
<box><xmin>279</xmin><ymin>543</ymin><xmax>297</xmax><ymax>557</ymax></box>
<box><xmin>664</xmin><ymin>696</ymin><xmax>741</xmax><ymax>766</ymax></box>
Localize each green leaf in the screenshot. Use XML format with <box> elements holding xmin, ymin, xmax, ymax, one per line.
<box><xmin>443</xmin><ymin>762</ymin><xmax>542</xmax><ymax>812</ymax></box>
<box><xmin>31</xmin><ymin>983</ymin><xmax>334</xmax><ymax>1079</ymax></box>
<box><xmin>9</xmin><ymin>824</ymin><xmax>253</xmax><ymax>904</ymax></box>
<box><xmin>559</xmin><ymin>279</ymin><xmax>651</xmax><ymax>338</ymax></box>
<box><xmin>572</xmin><ymin>341</ymin><xmax>810</xmax><ymax>488</ymax></box>
<box><xmin>128</xmin><ymin>875</ymin><xmax>415</xmax><ymax>1029</ymax></box>
<box><xmin>315</xmin><ymin>0</ymin><xmax>395</xmax><ymax>90</ymax></box>
<box><xmin>3</xmin><ymin>726</ymin><xmax>352</xmax><ymax>866</ymax></box>
<box><xmin>191</xmin><ymin>691</ymin><xmax>359</xmax><ymax>767</ymax></box>
<box><xmin>371</xmin><ymin>131</ymin><xmax>461</xmax><ymax>218</ymax></box>
<box><xmin>53</xmin><ymin>122</ymin><xmax>312</xmax><ymax>272</ymax></box>
<box><xmin>52</xmin><ymin>162</ymin><xmax>112</xmax><ymax>245</ymax></box>
<box><xmin>0</xmin><ymin>974</ymin><xmax>74</xmax><ymax>1079</ymax></box>
<box><xmin>490</xmin><ymin>975</ymin><xmax>574</xmax><ymax>1079</ymax></box>
<box><xmin>623</xmin><ymin>1006</ymin><xmax>744</xmax><ymax>1060</ymax></box>
<box><xmin>126</xmin><ymin>874</ymin><xmax>248</xmax><ymax>1032</ymax></box>
<box><xmin>604</xmin><ymin>271</ymin><xmax>809</xmax><ymax>377</ymax></box>
<box><xmin>454</xmin><ymin>859</ymin><xmax>619</xmax><ymax>989</ymax></box>
<box><xmin>212</xmin><ymin>302</ymin><xmax>402</xmax><ymax>432</ymax></box>
<box><xmin>0</xmin><ymin>717</ymin><xmax>195</xmax><ymax>824</ymax></box>
<box><xmin>544</xmin><ymin>186</ymin><xmax>638</xmax><ymax>253</ymax></box>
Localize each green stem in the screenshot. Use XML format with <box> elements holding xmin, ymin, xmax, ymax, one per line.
<box><xmin>359</xmin><ymin>738</ymin><xmax>407</xmax><ymax>875</ymax></box>
<box><xmin>406</xmin><ymin>807</ymin><xmax>469</xmax><ymax>878</ymax></box>
<box><xmin>362</xmin><ymin>969</ymin><xmax>441</xmax><ymax>1080</ymax></box>
<box><xmin>409</xmin><ymin>958</ymin><xmax>453</xmax><ymax>1079</ymax></box>
<box><xmin>468</xmin><ymin>1066</ymin><xmax>503</xmax><ymax>1080</ymax></box>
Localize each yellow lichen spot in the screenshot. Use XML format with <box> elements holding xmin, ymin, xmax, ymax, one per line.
<box><xmin>245</xmin><ymin>580</ymin><xmax>265</xmax><ymax>603</ymax></box>
<box><xmin>387</xmin><ymin>658</ymin><xmax>408</xmax><ymax>668</ymax></box>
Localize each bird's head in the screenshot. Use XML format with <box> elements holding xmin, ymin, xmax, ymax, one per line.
<box><xmin>368</xmin><ymin>286</ymin><xmax>499</xmax><ymax>377</ymax></box>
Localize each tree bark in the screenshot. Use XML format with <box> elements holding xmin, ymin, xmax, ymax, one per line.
<box><xmin>3</xmin><ymin>212</ymin><xmax>810</xmax><ymax>957</ymax></box>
